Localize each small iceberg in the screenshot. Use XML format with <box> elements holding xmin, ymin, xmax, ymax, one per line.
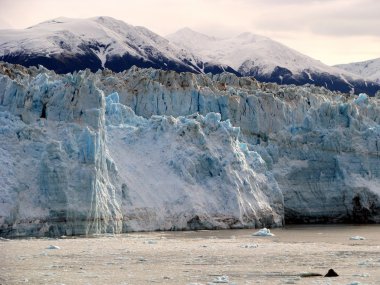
<box><xmin>212</xmin><ymin>275</ymin><xmax>229</xmax><ymax>283</ymax></box>
<box><xmin>350</xmin><ymin>236</ymin><xmax>365</xmax><ymax>240</ymax></box>
<box><xmin>46</xmin><ymin>245</ymin><xmax>60</xmax><ymax>250</ymax></box>
<box><xmin>252</xmin><ymin>228</ymin><xmax>274</xmax><ymax>236</ymax></box>
<box><xmin>240</xmin><ymin>243</ymin><xmax>259</xmax><ymax>248</ymax></box>
<box><xmin>144</xmin><ymin>240</ymin><xmax>157</xmax><ymax>244</ymax></box>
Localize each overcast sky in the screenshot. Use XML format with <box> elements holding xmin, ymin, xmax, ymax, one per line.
<box><xmin>0</xmin><ymin>0</ymin><xmax>379</xmax><ymax>65</ymax></box>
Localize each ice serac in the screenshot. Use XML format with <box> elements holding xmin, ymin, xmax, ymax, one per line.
<box><xmin>0</xmin><ymin>63</ymin><xmax>283</xmax><ymax>237</ymax></box>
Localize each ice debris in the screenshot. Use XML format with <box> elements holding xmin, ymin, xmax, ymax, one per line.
<box><xmin>211</xmin><ymin>275</ymin><xmax>229</xmax><ymax>283</ymax></box>
<box><xmin>252</xmin><ymin>228</ymin><xmax>274</xmax><ymax>236</ymax></box>
<box><xmin>46</xmin><ymin>245</ymin><xmax>60</xmax><ymax>250</ymax></box>
<box><xmin>352</xmin><ymin>273</ymin><xmax>369</xmax><ymax>277</ymax></box>
<box><xmin>240</xmin><ymin>243</ymin><xmax>259</xmax><ymax>248</ymax></box>
<box><xmin>350</xmin><ymin>236</ymin><xmax>365</xmax><ymax>240</ymax></box>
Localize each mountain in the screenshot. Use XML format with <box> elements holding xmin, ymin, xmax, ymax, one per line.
<box><xmin>167</xmin><ymin>28</ymin><xmax>380</xmax><ymax>95</ymax></box>
<box><xmin>0</xmin><ymin>17</ymin><xmax>379</xmax><ymax>95</ymax></box>
<box><xmin>0</xmin><ymin>16</ymin><xmax>235</xmax><ymax>75</ymax></box>
<box><xmin>335</xmin><ymin>58</ymin><xmax>380</xmax><ymax>84</ymax></box>
<box><xmin>1</xmin><ymin>62</ymin><xmax>379</xmax><ymax>237</ymax></box>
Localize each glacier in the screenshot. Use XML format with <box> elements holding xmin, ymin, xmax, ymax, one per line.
<box><xmin>0</xmin><ymin>62</ymin><xmax>379</xmax><ymax>237</ymax></box>
<box><xmin>0</xmin><ymin>63</ymin><xmax>283</xmax><ymax>237</ymax></box>
<box><xmin>86</xmin><ymin>67</ymin><xmax>380</xmax><ymax>224</ymax></box>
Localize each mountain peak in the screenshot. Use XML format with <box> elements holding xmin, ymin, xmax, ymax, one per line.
<box><xmin>175</xmin><ymin>27</ymin><xmax>197</xmax><ymax>34</ymax></box>
<box><xmin>90</xmin><ymin>16</ymin><xmax>130</xmax><ymax>27</ymax></box>
<box><xmin>27</xmin><ymin>17</ymin><xmax>74</xmax><ymax>29</ymax></box>
<box><xmin>1</xmin><ymin>16</ymin><xmax>379</xmax><ymax>94</ymax></box>
<box><xmin>0</xmin><ymin>16</ymin><xmax>235</xmax><ymax>75</ymax></box>
<box><xmin>335</xmin><ymin>57</ymin><xmax>380</xmax><ymax>83</ymax></box>
<box><xmin>168</xmin><ymin>27</ymin><xmax>218</xmax><ymax>41</ymax></box>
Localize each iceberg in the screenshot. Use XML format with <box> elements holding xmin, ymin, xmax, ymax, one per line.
<box><xmin>350</xmin><ymin>236</ymin><xmax>365</xmax><ymax>240</ymax></box>
<box><xmin>252</xmin><ymin>228</ymin><xmax>274</xmax><ymax>237</ymax></box>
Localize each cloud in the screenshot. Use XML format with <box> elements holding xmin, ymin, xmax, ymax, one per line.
<box><xmin>311</xmin><ymin>19</ymin><xmax>380</xmax><ymax>37</ymax></box>
<box><xmin>0</xmin><ymin>19</ymin><xmax>12</xmax><ymax>29</ymax></box>
<box><xmin>252</xmin><ymin>0</ymin><xmax>380</xmax><ymax>37</ymax></box>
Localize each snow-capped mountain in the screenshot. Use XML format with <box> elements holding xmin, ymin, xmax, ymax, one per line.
<box><xmin>335</xmin><ymin>58</ymin><xmax>380</xmax><ymax>84</ymax></box>
<box><xmin>167</xmin><ymin>28</ymin><xmax>380</xmax><ymax>95</ymax></box>
<box><xmin>0</xmin><ymin>17</ymin><xmax>379</xmax><ymax>95</ymax></box>
<box><xmin>0</xmin><ymin>17</ymin><xmax>235</xmax><ymax>74</ymax></box>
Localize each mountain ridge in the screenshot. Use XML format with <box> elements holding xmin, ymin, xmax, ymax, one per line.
<box><xmin>167</xmin><ymin>27</ymin><xmax>380</xmax><ymax>95</ymax></box>
<box><xmin>0</xmin><ymin>16</ymin><xmax>379</xmax><ymax>95</ymax></box>
<box><xmin>335</xmin><ymin>57</ymin><xmax>380</xmax><ymax>84</ymax></box>
<box><xmin>0</xmin><ymin>16</ymin><xmax>236</xmax><ymax>75</ymax></box>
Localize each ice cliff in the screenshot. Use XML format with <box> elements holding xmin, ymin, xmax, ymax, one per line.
<box><xmin>0</xmin><ymin>63</ymin><xmax>283</xmax><ymax>237</ymax></box>
<box><xmin>96</xmin><ymin>67</ymin><xmax>380</xmax><ymax>224</ymax></box>
<box><xmin>0</xmin><ymin>63</ymin><xmax>379</xmax><ymax>237</ymax></box>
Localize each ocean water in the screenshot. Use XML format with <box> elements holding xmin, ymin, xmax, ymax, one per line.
<box><xmin>0</xmin><ymin>225</ymin><xmax>379</xmax><ymax>285</ymax></box>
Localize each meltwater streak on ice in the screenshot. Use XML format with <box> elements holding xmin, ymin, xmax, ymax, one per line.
<box><xmin>0</xmin><ymin>63</ymin><xmax>283</xmax><ymax>237</ymax></box>
<box><xmin>0</xmin><ymin>63</ymin><xmax>379</xmax><ymax>237</ymax></box>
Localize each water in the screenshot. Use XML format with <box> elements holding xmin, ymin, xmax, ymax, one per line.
<box><xmin>0</xmin><ymin>225</ymin><xmax>379</xmax><ymax>284</ymax></box>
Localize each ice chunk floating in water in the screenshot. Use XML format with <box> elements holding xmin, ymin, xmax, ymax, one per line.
<box><xmin>46</xmin><ymin>245</ymin><xmax>60</xmax><ymax>250</ymax></box>
<box><xmin>212</xmin><ymin>275</ymin><xmax>230</xmax><ymax>283</ymax></box>
<box><xmin>350</xmin><ymin>236</ymin><xmax>366</xmax><ymax>240</ymax></box>
<box><xmin>252</xmin><ymin>228</ymin><xmax>274</xmax><ymax>236</ymax></box>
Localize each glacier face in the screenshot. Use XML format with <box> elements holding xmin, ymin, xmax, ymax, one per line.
<box><xmin>95</xmin><ymin>67</ymin><xmax>380</xmax><ymax>224</ymax></box>
<box><xmin>0</xmin><ymin>63</ymin><xmax>283</xmax><ymax>237</ymax></box>
<box><xmin>0</xmin><ymin>63</ymin><xmax>379</xmax><ymax>237</ymax></box>
<box><xmin>0</xmin><ymin>66</ymin><xmax>123</xmax><ymax>236</ymax></box>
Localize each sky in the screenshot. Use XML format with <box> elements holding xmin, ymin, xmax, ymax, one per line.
<box><xmin>0</xmin><ymin>0</ymin><xmax>379</xmax><ymax>65</ymax></box>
